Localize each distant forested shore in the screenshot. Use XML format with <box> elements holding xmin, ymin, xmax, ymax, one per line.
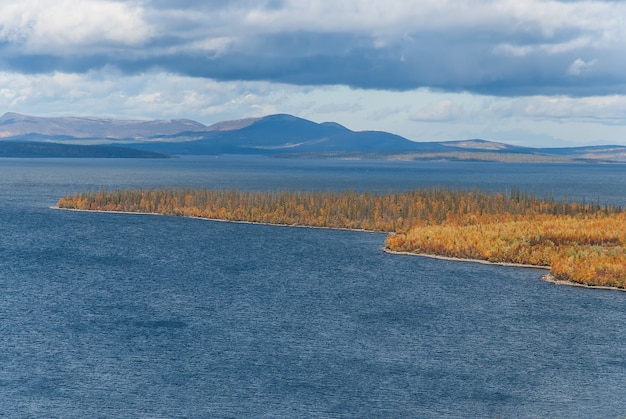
<box><xmin>57</xmin><ymin>187</ymin><xmax>626</xmax><ymax>289</ymax></box>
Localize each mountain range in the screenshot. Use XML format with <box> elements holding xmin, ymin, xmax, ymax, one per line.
<box><xmin>1</xmin><ymin>112</ymin><xmax>625</xmax><ymax>162</ymax></box>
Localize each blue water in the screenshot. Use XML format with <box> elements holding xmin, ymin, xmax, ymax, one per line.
<box><xmin>1</xmin><ymin>156</ymin><xmax>626</xmax><ymax>417</ymax></box>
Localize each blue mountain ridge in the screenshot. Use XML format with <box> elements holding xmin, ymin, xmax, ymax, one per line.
<box><xmin>1</xmin><ymin>112</ymin><xmax>624</xmax><ymax>161</ymax></box>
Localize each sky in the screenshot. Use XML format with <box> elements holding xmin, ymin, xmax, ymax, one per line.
<box><xmin>1</xmin><ymin>1</ymin><xmax>625</xmax><ymax>147</ymax></box>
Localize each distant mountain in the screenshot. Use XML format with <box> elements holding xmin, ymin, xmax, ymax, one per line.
<box><xmin>540</xmin><ymin>145</ymin><xmax>626</xmax><ymax>162</ymax></box>
<box><xmin>205</xmin><ymin>116</ymin><xmax>261</xmax><ymax>131</ymax></box>
<box><xmin>133</xmin><ymin>115</ymin><xmax>626</xmax><ymax>162</ymax></box>
<box><xmin>0</xmin><ymin>112</ymin><xmax>625</xmax><ymax>162</ymax></box>
<box><xmin>127</xmin><ymin>113</ymin><xmax>430</xmax><ymax>156</ymax></box>
<box><xmin>0</xmin><ymin>112</ymin><xmax>206</xmax><ymax>139</ymax></box>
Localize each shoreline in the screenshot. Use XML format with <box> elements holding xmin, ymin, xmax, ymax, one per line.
<box><xmin>539</xmin><ymin>273</ymin><xmax>626</xmax><ymax>292</ymax></box>
<box><xmin>50</xmin><ymin>206</ymin><xmax>383</xmax><ymax>234</ymax></box>
<box><xmin>52</xmin><ymin>206</ymin><xmax>626</xmax><ymax>293</ymax></box>
<box><xmin>382</xmin><ymin>248</ymin><xmax>550</xmax><ymax>270</ymax></box>
<box><xmin>384</xmin><ymin>248</ymin><xmax>626</xmax><ymax>292</ymax></box>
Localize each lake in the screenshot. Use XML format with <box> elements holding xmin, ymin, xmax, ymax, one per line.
<box><xmin>1</xmin><ymin>156</ymin><xmax>626</xmax><ymax>417</ymax></box>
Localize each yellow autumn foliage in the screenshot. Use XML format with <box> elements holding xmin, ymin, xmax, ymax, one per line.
<box><xmin>57</xmin><ymin>187</ymin><xmax>626</xmax><ymax>288</ymax></box>
<box><xmin>389</xmin><ymin>213</ymin><xmax>626</xmax><ymax>288</ymax></box>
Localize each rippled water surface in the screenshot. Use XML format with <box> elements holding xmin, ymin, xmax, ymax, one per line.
<box><xmin>1</xmin><ymin>156</ymin><xmax>626</xmax><ymax>417</ymax></box>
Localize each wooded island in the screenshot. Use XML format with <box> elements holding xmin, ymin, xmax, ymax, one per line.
<box><xmin>57</xmin><ymin>187</ymin><xmax>626</xmax><ymax>289</ymax></box>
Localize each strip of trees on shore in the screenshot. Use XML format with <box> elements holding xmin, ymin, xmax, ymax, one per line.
<box><xmin>57</xmin><ymin>187</ymin><xmax>626</xmax><ymax>288</ymax></box>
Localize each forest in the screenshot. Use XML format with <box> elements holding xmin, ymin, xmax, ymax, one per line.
<box><xmin>57</xmin><ymin>187</ymin><xmax>626</xmax><ymax>289</ymax></box>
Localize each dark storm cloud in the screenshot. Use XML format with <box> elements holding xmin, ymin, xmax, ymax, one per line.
<box><xmin>1</xmin><ymin>0</ymin><xmax>624</xmax><ymax>97</ymax></box>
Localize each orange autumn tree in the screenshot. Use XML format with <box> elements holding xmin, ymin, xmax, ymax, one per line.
<box><xmin>57</xmin><ymin>187</ymin><xmax>626</xmax><ymax>288</ymax></box>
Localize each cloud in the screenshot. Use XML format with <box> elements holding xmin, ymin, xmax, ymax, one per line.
<box><xmin>525</xmin><ymin>95</ymin><xmax>626</xmax><ymax>124</ymax></box>
<box><xmin>567</xmin><ymin>58</ymin><xmax>597</xmax><ymax>76</ymax></box>
<box><xmin>0</xmin><ymin>1</ymin><xmax>150</xmax><ymax>52</ymax></box>
<box><xmin>2</xmin><ymin>67</ymin><xmax>626</xmax><ymax>146</ymax></box>
<box><xmin>0</xmin><ymin>0</ymin><xmax>625</xmax><ymax>97</ymax></box>
<box><xmin>409</xmin><ymin>93</ymin><xmax>626</xmax><ymax>126</ymax></box>
<box><xmin>1</xmin><ymin>0</ymin><xmax>626</xmax><ymax>148</ymax></box>
<box><xmin>411</xmin><ymin>100</ymin><xmax>467</xmax><ymax>122</ymax></box>
<box><xmin>0</xmin><ymin>69</ymin><xmax>250</xmax><ymax>119</ymax></box>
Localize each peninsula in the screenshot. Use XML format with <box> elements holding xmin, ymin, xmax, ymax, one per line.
<box><xmin>57</xmin><ymin>187</ymin><xmax>626</xmax><ymax>289</ymax></box>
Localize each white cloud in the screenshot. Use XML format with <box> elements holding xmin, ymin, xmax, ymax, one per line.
<box><xmin>135</xmin><ymin>0</ymin><xmax>626</xmax><ymax>53</ymax></box>
<box><xmin>493</xmin><ymin>37</ymin><xmax>594</xmax><ymax>58</ymax></box>
<box><xmin>487</xmin><ymin>95</ymin><xmax>626</xmax><ymax>124</ymax></box>
<box><xmin>0</xmin><ymin>68</ymin><xmax>625</xmax><ymax>146</ymax></box>
<box><xmin>0</xmin><ymin>0</ymin><xmax>624</xmax><ymax>96</ymax></box>
<box><xmin>0</xmin><ymin>0</ymin><xmax>151</xmax><ymax>52</ymax></box>
<box><xmin>0</xmin><ymin>69</ymin><xmax>305</xmax><ymax>123</ymax></box>
<box><xmin>0</xmin><ymin>1</ymin><xmax>625</xmax><ymax>147</ymax></box>
<box><xmin>567</xmin><ymin>58</ymin><xmax>598</xmax><ymax>76</ymax></box>
<box><xmin>216</xmin><ymin>0</ymin><xmax>625</xmax><ymax>41</ymax></box>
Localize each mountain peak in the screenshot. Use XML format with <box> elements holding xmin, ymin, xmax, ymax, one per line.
<box><xmin>259</xmin><ymin>113</ymin><xmax>303</xmax><ymax>122</ymax></box>
<box><xmin>0</xmin><ymin>112</ymin><xmax>207</xmax><ymax>139</ymax></box>
<box><xmin>207</xmin><ymin>117</ymin><xmax>261</xmax><ymax>131</ymax></box>
<box><xmin>320</xmin><ymin>121</ymin><xmax>349</xmax><ymax>131</ymax></box>
<box><xmin>1</xmin><ymin>112</ymin><xmax>29</xmax><ymax>122</ymax></box>
<box><xmin>1</xmin><ymin>112</ymin><xmax>625</xmax><ymax>162</ymax></box>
